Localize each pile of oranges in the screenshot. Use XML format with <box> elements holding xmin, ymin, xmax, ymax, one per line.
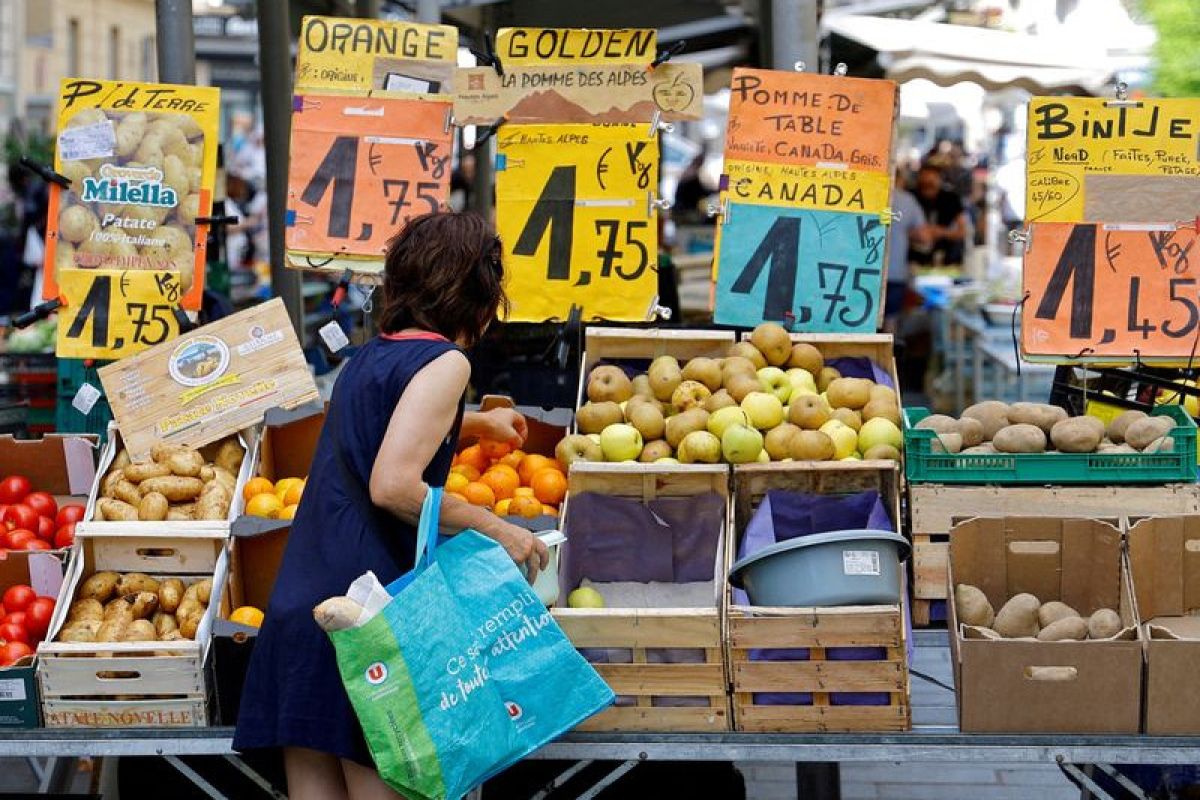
<box><xmin>243</xmin><ymin>476</ymin><xmax>306</xmax><ymax>520</ymax></box>
<box><xmin>447</xmin><ymin>440</ymin><xmax>567</xmax><ymax>518</ymax></box>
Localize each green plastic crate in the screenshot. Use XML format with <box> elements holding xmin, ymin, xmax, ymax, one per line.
<box><xmin>903</xmin><ymin>405</ymin><xmax>1197</xmax><ymax>485</ymax></box>
<box><xmin>56</xmin><ymin>359</ymin><xmax>113</xmax><ymax>442</ymax></box>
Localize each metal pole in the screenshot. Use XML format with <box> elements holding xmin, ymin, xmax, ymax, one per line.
<box><xmin>354</xmin><ymin>0</ymin><xmax>381</xmax><ymax>18</ymax></box>
<box><xmin>416</xmin><ymin>0</ymin><xmax>440</xmax><ymax>24</ymax></box>
<box><xmin>155</xmin><ymin>0</ymin><xmax>197</xmax><ymax>84</ymax></box>
<box><xmin>256</xmin><ymin>0</ymin><xmax>305</xmax><ymax>340</ymax></box>
<box><xmin>770</xmin><ymin>0</ymin><xmax>819</xmax><ymax>71</ymax></box>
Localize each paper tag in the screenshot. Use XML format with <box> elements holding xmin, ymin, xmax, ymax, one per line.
<box><xmin>842</xmin><ymin>550</ymin><xmax>881</xmax><ymax>577</ymax></box>
<box><xmin>63</xmin><ymin>437</ymin><xmax>98</xmax><ymax>496</ymax></box>
<box><xmin>72</xmin><ymin>383</ymin><xmax>102</xmax><ymax>415</ymax></box>
<box><xmin>29</xmin><ymin>552</ymin><xmax>64</xmax><ymax>598</ymax></box>
<box><xmin>0</xmin><ymin>679</ymin><xmax>27</xmax><ymax>701</ymax></box>
<box><xmin>319</xmin><ymin>320</ymin><xmax>350</xmax><ymax>353</ymax></box>
<box><xmin>58</xmin><ymin>120</ymin><xmax>116</xmax><ymax>162</ymax></box>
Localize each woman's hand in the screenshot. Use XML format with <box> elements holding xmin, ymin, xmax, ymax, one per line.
<box><xmin>492</xmin><ymin>521</ymin><xmax>549</xmax><ymax>584</ymax></box>
<box><xmin>481</xmin><ymin>407</ymin><xmax>528</xmax><ymax>447</ymax></box>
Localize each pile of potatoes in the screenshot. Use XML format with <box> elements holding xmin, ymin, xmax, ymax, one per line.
<box><xmin>955</xmin><ymin>584</ymin><xmax>1124</xmax><ymax>641</ymax></box>
<box><xmin>95</xmin><ymin>436</ymin><xmax>244</xmax><ymax>522</ymax></box>
<box><xmin>56</xmin><ymin>572</ymin><xmax>212</xmax><ymax>644</ymax></box>
<box><xmin>916</xmin><ymin>401</ymin><xmax>1175</xmax><ymax>456</ymax></box>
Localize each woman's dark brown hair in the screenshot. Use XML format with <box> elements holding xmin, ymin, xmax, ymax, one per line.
<box><xmin>379</xmin><ymin>212</ymin><xmax>509</xmax><ymax>346</ymax></box>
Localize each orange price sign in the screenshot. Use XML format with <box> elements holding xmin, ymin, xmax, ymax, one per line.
<box><xmin>286</xmin><ymin>93</ymin><xmax>452</xmax><ymax>270</ymax></box>
<box><xmin>1022</xmin><ymin>222</ymin><xmax>1200</xmax><ymax>362</ymax></box>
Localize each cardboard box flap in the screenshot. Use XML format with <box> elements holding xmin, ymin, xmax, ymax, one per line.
<box><xmin>1128</xmin><ymin>516</ymin><xmax>1200</xmax><ymax>618</ymax></box>
<box><xmin>0</xmin><ymin>435</ymin><xmax>97</xmax><ymax>497</ymax></box>
<box><xmin>1146</xmin><ymin>618</ymin><xmax>1200</xmax><ymax>640</ymax></box>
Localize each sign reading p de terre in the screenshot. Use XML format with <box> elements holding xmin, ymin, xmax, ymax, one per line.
<box><xmin>98</xmin><ymin>298</ymin><xmax>319</xmax><ymax>462</ymax></box>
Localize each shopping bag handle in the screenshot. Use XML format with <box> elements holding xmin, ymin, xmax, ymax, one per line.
<box><xmin>414</xmin><ymin>485</ymin><xmax>443</xmax><ymax>569</ymax></box>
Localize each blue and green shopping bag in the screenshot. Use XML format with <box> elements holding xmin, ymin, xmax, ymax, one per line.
<box><xmin>326</xmin><ymin>487</ymin><xmax>614</xmax><ymax>800</ymax></box>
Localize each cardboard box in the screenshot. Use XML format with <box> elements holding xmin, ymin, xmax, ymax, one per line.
<box><xmin>948</xmin><ymin>517</ymin><xmax>1142</xmax><ymax>734</ymax></box>
<box><xmin>0</xmin><ymin>550</ymin><xmax>65</xmax><ymax>728</ymax></box>
<box><xmin>1127</xmin><ymin>515</ymin><xmax>1200</xmax><ymax>734</ymax></box>
<box><xmin>233</xmin><ymin>403</ymin><xmax>324</xmax><ymax>537</ymax></box>
<box><xmin>0</xmin><ymin>434</ymin><xmax>97</xmax><ymax>513</ymax></box>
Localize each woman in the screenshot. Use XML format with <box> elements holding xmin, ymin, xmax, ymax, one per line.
<box><xmin>234</xmin><ymin>212</ymin><xmax>549</xmax><ymax>799</ymax></box>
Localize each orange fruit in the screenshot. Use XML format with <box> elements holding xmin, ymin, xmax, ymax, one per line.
<box><xmin>279</xmin><ymin>504</ymin><xmax>299</xmax><ymax>520</ymax></box>
<box><xmin>494</xmin><ymin>498</ymin><xmax>512</xmax><ymax>516</ymax></box>
<box><xmin>446</xmin><ymin>472</ymin><xmax>469</xmax><ymax>494</ymax></box>
<box><xmin>243</xmin><ymin>477</ymin><xmax>275</xmax><ymax>502</ymax></box>
<box><xmin>479</xmin><ymin>439</ymin><xmax>512</xmax><ymax>460</ymax></box>
<box><xmin>531</xmin><ymin>468</ymin><xmax>567</xmax><ymax>505</ymax></box>
<box><xmin>246</xmin><ymin>493</ymin><xmax>284</xmax><ymax>519</ymax></box>
<box><xmin>451</xmin><ymin>452</ymin><xmax>460</xmax><ymax>466</ymax></box>
<box><xmin>457</xmin><ymin>444</ymin><xmax>488</xmax><ymax>473</ymax></box>
<box><xmin>446</xmin><ymin>491</ymin><xmax>469</xmax><ymax>503</ymax></box>
<box><xmin>499</xmin><ymin>449</ymin><xmax>525</xmax><ymax>469</ymax></box>
<box><xmin>518</xmin><ymin>454</ymin><xmax>557</xmax><ymax>486</ymax></box>
<box><xmin>230</xmin><ymin>606</ymin><xmax>265</xmax><ymax>627</ymax></box>
<box><xmin>542</xmin><ymin>504</ymin><xmax>559</xmax><ymax>516</ymax></box>
<box><xmin>450</xmin><ymin>463</ymin><xmax>481</xmax><ymax>482</ymax></box>
<box><xmin>480</xmin><ymin>469</ymin><xmax>518</xmax><ymax>501</ymax></box>
<box><xmin>462</xmin><ymin>482</ymin><xmax>496</xmax><ymax>507</ymax></box>
<box><xmin>282</xmin><ymin>480</ymin><xmax>305</xmax><ymax>506</ymax></box>
<box><xmin>509</xmin><ymin>495</ymin><xmax>543</xmax><ymax>518</ymax></box>
<box><xmin>513</xmin><ymin>487</ymin><xmax>535</xmax><ymax>498</ymax></box>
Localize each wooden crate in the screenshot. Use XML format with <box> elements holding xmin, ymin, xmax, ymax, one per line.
<box><xmin>727</xmin><ymin>462</ymin><xmax>910</xmax><ymax>732</ymax></box>
<box><xmin>37</xmin><ymin>527</ymin><xmax>229</xmax><ymax>728</ymax></box>
<box><xmin>553</xmin><ymin>462</ymin><xmax>731</xmax><ymax>732</ymax></box>
<box><xmin>908</xmin><ymin>483</ymin><xmax>1200</xmax><ymax>603</ymax></box>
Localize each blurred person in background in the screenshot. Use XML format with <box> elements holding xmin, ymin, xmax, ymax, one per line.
<box><xmin>672</xmin><ymin>152</ymin><xmax>713</xmax><ymax>224</ymax></box>
<box><xmin>884</xmin><ymin>167</ymin><xmax>930</xmax><ymax>330</ymax></box>
<box><xmin>6</xmin><ymin>164</ymin><xmax>45</xmax><ymax>313</ymax></box>
<box><xmin>911</xmin><ymin>164</ymin><xmax>967</xmax><ymax>266</ymax></box>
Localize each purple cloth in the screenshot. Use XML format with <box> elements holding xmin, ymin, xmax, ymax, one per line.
<box><xmin>828</xmin><ymin>356</ymin><xmax>893</xmax><ymax>388</ymax></box>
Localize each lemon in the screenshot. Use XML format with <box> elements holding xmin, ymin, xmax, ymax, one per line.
<box><xmin>279</xmin><ymin>504</ymin><xmax>299</xmax><ymax>520</ymax></box>
<box><xmin>246</xmin><ymin>493</ymin><xmax>284</xmax><ymax>519</ymax></box>
<box><xmin>243</xmin><ymin>477</ymin><xmax>275</xmax><ymax>502</ymax></box>
<box><xmin>274</xmin><ymin>477</ymin><xmax>303</xmax><ymax>500</ymax></box>
<box><xmin>230</xmin><ymin>606</ymin><xmax>264</xmax><ymax>627</ymax></box>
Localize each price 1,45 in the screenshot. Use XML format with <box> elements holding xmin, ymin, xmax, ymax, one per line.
<box><xmin>57</xmin><ymin>269</ymin><xmax>181</xmax><ymax>360</ymax></box>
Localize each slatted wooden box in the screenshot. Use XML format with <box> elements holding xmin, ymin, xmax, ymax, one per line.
<box><xmin>726</xmin><ymin>462</ymin><xmax>910</xmax><ymax>732</ymax></box>
<box><xmin>37</xmin><ymin>526</ymin><xmax>229</xmax><ymax>727</ymax></box>
<box><xmin>553</xmin><ymin>462</ymin><xmax>732</xmax><ymax>731</ymax></box>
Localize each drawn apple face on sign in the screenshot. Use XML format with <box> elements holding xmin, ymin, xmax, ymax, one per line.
<box><xmin>653</xmin><ymin>72</ymin><xmax>696</xmax><ymax>114</ymax></box>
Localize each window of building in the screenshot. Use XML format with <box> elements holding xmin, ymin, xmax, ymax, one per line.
<box><xmin>108</xmin><ymin>27</ymin><xmax>120</xmax><ymax>78</ymax></box>
<box><xmin>141</xmin><ymin>36</ymin><xmax>155</xmax><ymax>81</ymax></box>
<box><xmin>67</xmin><ymin>18</ymin><xmax>80</xmax><ymax>76</ymax></box>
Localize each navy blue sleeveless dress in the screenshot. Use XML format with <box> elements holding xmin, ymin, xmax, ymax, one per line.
<box><xmin>234</xmin><ymin>333</ymin><xmax>463</xmax><ymax>765</ymax></box>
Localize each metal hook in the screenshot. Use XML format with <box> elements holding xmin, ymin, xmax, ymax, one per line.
<box><xmin>834</xmin><ymin>62</ymin><xmax>848</xmax><ymax>76</ymax></box>
<box><xmin>362</xmin><ymin>285</ymin><xmax>376</xmax><ymax>315</ymax></box>
<box><xmin>793</xmin><ymin>61</ymin><xmax>806</xmax><ymax>72</ymax></box>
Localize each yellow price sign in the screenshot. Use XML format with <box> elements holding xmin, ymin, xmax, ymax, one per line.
<box><xmin>496</xmin><ymin>124</ymin><xmax>659</xmax><ymax>322</ymax></box>
<box><xmin>295</xmin><ymin>16</ymin><xmax>457</xmax><ymax>97</ymax></box>
<box><xmin>495</xmin><ymin>28</ymin><xmax>656</xmax><ymax>67</ymax></box>
<box><xmin>56</xmin><ymin>268</ymin><xmax>182</xmax><ymax>359</ymax></box>
<box><xmin>723</xmin><ymin>159</ymin><xmax>891</xmax><ymax>215</ymax></box>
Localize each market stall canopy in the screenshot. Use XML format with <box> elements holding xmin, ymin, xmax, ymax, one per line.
<box><xmin>823</xmin><ymin>15</ymin><xmax>1113</xmax><ymax>96</ymax></box>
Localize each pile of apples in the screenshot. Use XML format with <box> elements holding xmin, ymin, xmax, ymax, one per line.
<box><xmin>448</xmin><ymin>441</ymin><xmax>567</xmax><ymax>519</ymax></box>
<box><xmin>557</xmin><ymin>323</ymin><xmax>904</xmax><ymax>466</ymax></box>
<box><xmin>0</xmin><ymin>583</ymin><xmax>55</xmax><ymax>667</ymax></box>
<box><xmin>0</xmin><ymin>475</ymin><xmax>85</xmax><ymax>552</ymax></box>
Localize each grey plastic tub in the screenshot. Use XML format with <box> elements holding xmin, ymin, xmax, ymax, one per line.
<box><xmin>729</xmin><ymin>529</ymin><xmax>910</xmax><ymax>607</ymax></box>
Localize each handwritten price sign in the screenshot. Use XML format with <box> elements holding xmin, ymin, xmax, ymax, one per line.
<box><xmin>495</xmin><ymin>124</ymin><xmax>658</xmax><ymax>321</ymax></box>
<box><xmin>56</xmin><ymin>268</ymin><xmax>181</xmax><ymax>359</ymax></box>
<box><xmin>714</xmin><ymin>203</ymin><xmax>886</xmax><ymax>332</ymax></box>
<box><xmin>286</xmin><ymin>94</ymin><xmax>451</xmax><ymax>275</ymax></box>
<box><xmin>1022</xmin><ymin>222</ymin><xmax>1200</xmax><ymax>361</ymax></box>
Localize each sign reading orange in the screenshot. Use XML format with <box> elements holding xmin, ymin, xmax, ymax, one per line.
<box><xmin>724</xmin><ymin>68</ymin><xmax>895</xmax><ymax>173</ymax></box>
<box><xmin>1022</xmin><ymin>222</ymin><xmax>1200</xmax><ymax>361</ymax></box>
<box><xmin>286</xmin><ymin>94</ymin><xmax>452</xmax><ymax>265</ymax></box>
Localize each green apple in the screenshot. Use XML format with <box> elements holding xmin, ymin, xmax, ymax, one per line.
<box><xmin>756</xmin><ymin>448</ymin><xmax>770</xmax><ymax>463</ymax></box>
<box><xmin>741</xmin><ymin>391</ymin><xmax>785</xmax><ymax>430</ymax></box>
<box><xmin>785</xmin><ymin>367</ymin><xmax>818</xmax><ymax>395</ymax></box>
<box><xmin>721</xmin><ymin>423</ymin><xmax>764</xmax><ymax>464</ymax></box>
<box><xmin>757</xmin><ymin>367</ymin><xmax>793</xmax><ymax>404</ymax></box>
<box><xmin>654</xmin><ymin>456</ymin><xmax>680</xmax><ymax>464</ymax></box>
<box><xmin>858</xmin><ymin>417</ymin><xmax>903</xmax><ymax>454</ymax></box>
<box><xmin>678</xmin><ymin>430</ymin><xmax>722</xmax><ymax>463</ymax></box>
<box><xmin>599</xmin><ymin>423</ymin><xmax>643</xmax><ymax>461</ymax></box>
<box><xmin>819</xmin><ymin>419</ymin><xmax>858</xmax><ymax>460</ymax></box>
<box><xmin>568</xmin><ymin>587</ymin><xmax>606</xmax><ymax>608</ymax></box>
<box><xmin>708</xmin><ymin>406</ymin><xmax>749</xmax><ymax>438</ymax></box>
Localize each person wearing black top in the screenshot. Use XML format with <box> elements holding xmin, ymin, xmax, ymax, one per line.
<box><xmin>910</xmin><ymin>164</ymin><xmax>968</xmax><ymax>266</ymax></box>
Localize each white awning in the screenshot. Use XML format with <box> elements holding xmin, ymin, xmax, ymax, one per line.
<box><xmin>823</xmin><ymin>15</ymin><xmax>1114</xmax><ymax>95</ymax></box>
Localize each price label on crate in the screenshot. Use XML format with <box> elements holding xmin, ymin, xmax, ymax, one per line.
<box><xmin>285</xmin><ymin>94</ymin><xmax>452</xmax><ymax>274</ymax></box>
<box><xmin>495</xmin><ymin>124</ymin><xmax>659</xmax><ymax>322</ymax></box>
<box><xmin>56</xmin><ymin>268</ymin><xmax>181</xmax><ymax>359</ymax></box>
<box><xmin>714</xmin><ymin>203</ymin><xmax>886</xmax><ymax>331</ymax></box>
<box><xmin>1022</xmin><ymin>222</ymin><xmax>1200</xmax><ymax>361</ymax></box>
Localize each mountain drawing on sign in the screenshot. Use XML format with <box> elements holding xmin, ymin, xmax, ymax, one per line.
<box><xmin>507</xmin><ymin>91</ymin><xmax>659</xmax><ymax>123</ymax></box>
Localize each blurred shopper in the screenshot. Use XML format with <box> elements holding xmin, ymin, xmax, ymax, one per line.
<box><xmin>6</xmin><ymin>164</ymin><xmax>45</xmax><ymax>313</ymax></box>
<box><xmin>885</xmin><ymin>168</ymin><xmax>930</xmax><ymax>328</ymax></box>
<box><xmin>673</xmin><ymin>152</ymin><xmax>713</xmax><ymax>224</ymax></box>
<box><xmin>911</xmin><ymin>164</ymin><xmax>967</xmax><ymax>266</ymax></box>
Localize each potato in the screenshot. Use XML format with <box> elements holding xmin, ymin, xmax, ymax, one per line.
<box><xmin>99</xmin><ymin>498</ymin><xmax>139</xmax><ymax>521</ymax></box>
<box><xmin>1008</xmin><ymin>402</ymin><xmax>1068</xmax><ymax>435</ymax></box>
<box><xmin>1038</xmin><ymin>601</ymin><xmax>1080</xmax><ymax>628</ymax></box>
<box><xmin>138</xmin><ymin>492</ymin><xmax>169</xmax><ymax>521</ymax></box>
<box><xmin>58</xmin><ymin>620</ymin><xmax>101</xmax><ymax>643</ymax></box>
<box><xmin>1144</xmin><ymin>435</ymin><xmax>1175</xmax><ymax>454</ymax></box>
<box><xmin>1088</xmin><ymin>608</ymin><xmax>1122</xmax><ymax>639</ymax></box>
<box><xmin>199</xmin><ymin>465</ymin><xmax>216</xmax><ymax>483</ymax></box>
<box><xmin>100</xmin><ymin>471</ymin><xmax>125</xmax><ymax>499</ymax></box>
<box><xmin>122</xmin><ymin>619</ymin><xmax>157</xmax><ymax>642</ymax></box>
<box><xmin>176</xmin><ymin>597</ymin><xmax>202</xmax><ymax>623</ymax></box>
<box><xmin>957</xmin><ymin>417</ymin><xmax>984</xmax><ymax>448</ymax></box>
<box><xmin>80</xmin><ymin>571</ymin><xmax>120</xmax><ymax>602</ymax></box>
<box><xmin>103</xmin><ymin>597</ymin><xmax>135</xmax><ymax>622</ymax></box>
<box><xmin>167</xmin><ymin>449</ymin><xmax>204</xmax><ymax>478</ymax></box>
<box><xmin>195</xmin><ymin>481</ymin><xmax>231</xmax><ymax>521</ymax></box>
<box><xmin>151</xmin><ymin>443</ymin><xmax>186</xmax><ymax>463</ymax></box>
<box><xmin>68</xmin><ymin>598</ymin><xmax>104</xmax><ymax>623</ymax></box>
<box><xmin>117</xmin><ymin>573</ymin><xmax>160</xmax><ymax>596</ymax></box>
<box><xmin>158</xmin><ymin>579</ymin><xmax>184</xmax><ymax>614</ymax></box>
<box><xmin>961</xmin><ymin>401</ymin><xmax>1009</xmax><ymax>440</ymax></box>
<box><xmin>190</xmin><ymin>578</ymin><xmax>213</xmax><ymax>606</ymax></box>
<box><xmin>1126</xmin><ymin>416</ymin><xmax>1174</xmax><ymax>450</ymax></box>
<box><xmin>128</xmin><ymin>591</ymin><xmax>159</xmax><ymax>620</ymax></box>
<box><xmin>159</xmin><ymin>629</ymin><xmax>185</xmax><ymax>643</ymax></box>
<box><xmin>211</xmin><ymin>467</ymin><xmax>237</xmax><ymax>491</ymax></box>
<box><xmin>313</xmin><ymin>596</ymin><xmax>365</xmax><ymax>632</ymax></box>
<box><xmin>138</xmin><ymin>476</ymin><xmax>204</xmax><ymax>502</ymax></box>
<box><xmin>994</xmin><ymin>593</ymin><xmax>1041</xmax><ymax>637</ymax></box>
<box><xmin>96</xmin><ymin>618</ymin><xmax>129</xmax><ymax>642</ymax></box>
<box><xmin>215</xmin><ymin>439</ymin><xmax>246</xmax><ymax>474</ymax></box>
<box><xmin>112</xmin><ymin>479</ymin><xmax>142</xmax><ymax>507</ymax></box>
<box><xmin>167</xmin><ymin>506</ymin><xmax>195</xmax><ymax>521</ymax></box>
<box><xmin>112</xmin><ymin>449</ymin><xmax>132</xmax><ymax>471</ymax></box>
<box><xmin>153</xmin><ymin>611</ymin><xmax>179</xmax><ymax>638</ymax></box>
<box><xmin>992</xmin><ymin>423</ymin><xmax>1047</xmax><ymax>454</ymax></box>
<box><xmin>179</xmin><ymin>608</ymin><xmax>203</xmax><ymax>640</ymax></box>
<box><xmin>1108</xmin><ymin>410</ymin><xmax>1147</xmax><ymax>444</ymax></box>
<box><xmin>57</xmin><ymin>204</ymin><xmax>98</xmax><ymax>244</ymax></box>
<box><xmin>1050</xmin><ymin>417</ymin><xmax>1103</xmax><ymax>453</ymax></box>
<box><xmin>1037</xmin><ymin>615</ymin><xmax>1089</xmax><ymax>641</ymax></box>
<box><xmin>930</xmin><ymin>432</ymin><xmax>963</xmax><ymax>454</ymax></box>
<box><xmin>122</xmin><ymin>461</ymin><xmax>172</xmax><ymax>483</ymax></box>
<box><xmin>915</xmin><ymin>414</ymin><xmax>958</xmax><ymax>435</ymax></box>
<box><xmin>954</xmin><ymin>584</ymin><xmax>994</xmax><ymax>628</ymax></box>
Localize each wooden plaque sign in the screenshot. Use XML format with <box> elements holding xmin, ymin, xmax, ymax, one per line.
<box><xmin>98</xmin><ymin>298</ymin><xmax>319</xmax><ymax>461</ymax></box>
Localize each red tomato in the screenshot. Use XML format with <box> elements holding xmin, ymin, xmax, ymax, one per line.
<box><xmin>1</xmin><ymin>611</ymin><xmax>26</xmax><ymax>629</ymax></box>
<box><xmin>3</xmin><ymin>529</ymin><xmax>36</xmax><ymax>550</ymax></box>
<box><xmin>24</xmin><ymin>492</ymin><xmax>56</xmax><ymax>520</ymax></box>
<box><xmin>0</xmin><ymin>640</ymin><xmax>32</xmax><ymax>667</ymax></box>
<box><xmin>35</xmin><ymin>515</ymin><xmax>54</xmax><ymax>542</ymax></box>
<box><xmin>24</xmin><ymin>597</ymin><xmax>54</xmax><ymax>641</ymax></box>
<box><xmin>22</xmin><ymin>539</ymin><xmax>50</xmax><ymax>551</ymax></box>
<box><xmin>0</xmin><ymin>475</ymin><xmax>31</xmax><ymax>505</ymax></box>
<box><xmin>2</xmin><ymin>584</ymin><xmax>35</xmax><ymax>614</ymax></box>
<box><xmin>0</xmin><ymin>622</ymin><xmax>28</xmax><ymax>644</ymax></box>
<box><xmin>53</xmin><ymin>523</ymin><xmax>76</xmax><ymax>549</ymax></box>
<box><xmin>55</xmin><ymin>505</ymin><xmax>85</xmax><ymax>527</ymax></box>
<box><xmin>3</xmin><ymin>504</ymin><xmax>39</xmax><ymax>532</ymax></box>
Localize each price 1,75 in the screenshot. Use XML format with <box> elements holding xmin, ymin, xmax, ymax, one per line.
<box><xmin>57</xmin><ymin>270</ymin><xmax>181</xmax><ymax>359</ymax></box>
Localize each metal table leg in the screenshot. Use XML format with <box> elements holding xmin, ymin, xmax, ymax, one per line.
<box><xmin>164</xmin><ymin>755</ymin><xmax>226</xmax><ymax>800</ymax></box>
<box><xmin>575</xmin><ymin>760</ymin><xmax>638</xmax><ymax>800</ymax></box>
